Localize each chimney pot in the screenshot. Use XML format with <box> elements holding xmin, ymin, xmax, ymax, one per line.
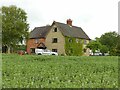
<box><xmin>67</xmin><ymin>19</ymin><xmax>72</xmax><ymax>26</ymax></box>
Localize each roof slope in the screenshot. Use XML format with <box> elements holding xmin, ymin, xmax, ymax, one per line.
<box><xmin>29</xmin><ymin>21</ymin><xmax>90</xmax><ymax>40</ymax></box>
<box><xmin>29</xmin><ymin>26</ymin><xmax>51</xmax><ymax>39</ymax></box>
<box><xmin>55</xmin><ymin>22</ymin><xmax>90</xmax><ymax>40</ymax></box>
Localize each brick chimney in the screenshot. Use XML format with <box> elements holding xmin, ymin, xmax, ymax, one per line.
<box><xmin>67</xmin><ymin>19</ymin><xmax>72</xmax><ymax>26</ymax></box>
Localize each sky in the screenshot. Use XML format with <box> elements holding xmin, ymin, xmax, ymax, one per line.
<box><xmin>0</xmin><ymin>0</ymin><xmax>119</xmax><ymax>39</ymax></box>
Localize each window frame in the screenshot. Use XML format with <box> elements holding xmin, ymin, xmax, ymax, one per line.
<box><xmin>68</xmin><ymin>38</ymin><xmax>72</xmax><ymax>43</ymax></box>
<box><xmin>76</xmin><ymin>38</ymin><xmax>79</xmax><ymax>43</ymax></box>
<box><xmin>54</xmin><ymin>27</ymin><xmax>57</xmax><ymax>32</ymax></box>
<box><xmin>52</xmin><ymin>49</ymin><xmax>57</xmax><ymax>52</ymax></box>
<box><xmin>52</xmin><ymin>38</ymin><xmax>58</xmax><ymax>43</ymax></box>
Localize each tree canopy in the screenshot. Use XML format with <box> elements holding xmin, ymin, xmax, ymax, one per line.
<box><xmin>2</xmin><ymin>5</ymin><xmax>29</xmax><ymax>52</ymax></box>
<box><xmin>99</xmin><ymin>31</ymin><xmax>119</xmax><ymax>55</ymax></box>
<box><xmin>87</xmin><ymin>40</ymin><xmax>101</xmax><ymax>53</ymax></box>
<box><xmin>99</xmin><ymin>31</ymin><xmax>118</xmax><ymax>50</ymax></box>
<box><xmin>87</xmin><ymin>31</ymin><xmax>119</xmax><ymax>56</ymax></box>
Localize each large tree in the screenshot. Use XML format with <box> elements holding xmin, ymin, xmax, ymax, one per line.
<box><xmin>87</xmin><ymin>38</ymin><xmax>109</xmax><ymax>55</ymax></box>
<box><xmin>87</xmin><ymin>40</ymin><xmax>101</xmax><ymax>54</ymax></box>
<box><xmin>2</xmin><ymin>5</ymin><xmax>29</xmax><ymax>53</ymax></box>
<box><xmin>99</xmin><ymin>32</ymin><xmax>118</xmax><ymax>50</ymax></box>
<box><xmin>114</xmin><ymin>35</ymin><xmax>120</xmax><ymax>56</ymax></box>
<box><xmin>99</xmin><ymin>31</ymin><xmax>118</xmax><ymax>55</ymax></box>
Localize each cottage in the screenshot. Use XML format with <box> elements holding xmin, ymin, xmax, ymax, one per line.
<box><xmin>27</xmin><ymin>19</ymin><xmax>90</xmax><ymax>56</ymax></box>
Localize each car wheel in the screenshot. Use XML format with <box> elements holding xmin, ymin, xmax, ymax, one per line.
<box><xmin>38</xmin><ymin>53</ymin><xmax>42</xmax><ymax>55</ymax></box>
<box><xmin>52</xmin><ymin>54</ymin><xmax>55</xmax><ymax>55</ymax></box>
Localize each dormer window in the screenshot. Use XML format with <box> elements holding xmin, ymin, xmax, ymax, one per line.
<box><xmin>53</xmin><ymin>28</ymin><xmax>57</xmax><ymax>32</ymax></box>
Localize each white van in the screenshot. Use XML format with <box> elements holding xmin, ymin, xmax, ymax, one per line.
<box><xmin>35</xmin><ymin>48</ymin><xmax>58</xmax><ymax>55</ymax></box>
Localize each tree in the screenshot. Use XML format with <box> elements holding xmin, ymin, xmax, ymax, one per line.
<box><xmin>99</xmin><ymin>31</ymin><xmax>118</xmax><ymax>55</ymax></box>
<box><xmin>115</xmin><ymin>35</ymin><xmax>120</xmax><ymax>56</ymax></box>
<box><xmin>87</xmin><ymin>38</ymin><xmax>109</xmax><ymax>55</ymax></box>
<box><xmin>87</xmin><ymin>40</ymin><xmax>101</xmax><ymax>54</ymax></box>
<box><xmin>2</xmin><ymin>5</ymin><xmax>29</xmax><ymax>53</ymax></box>
<box><xmin>100</xmin><ymin>45</ymin><xmax>109</xmax><ymax>55</ymax></box>
<box><xmin>99</xmin><ymin>32</ymin><xmax>118</xmax><ymax>50</ymax></box>
<box><xmin>87</xmin><ymin>32</ymin><xmax>119</xmax><ymax>56</ymax></box>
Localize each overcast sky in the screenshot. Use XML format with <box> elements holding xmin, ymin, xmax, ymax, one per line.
<box><xmin>0</xmin><ymin>0</ymin><xmax>119</xmax><ymax>39</ymax></box>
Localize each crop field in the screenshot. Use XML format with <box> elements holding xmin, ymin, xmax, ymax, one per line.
<box><xmin>2</xmin><ymin>54</ymin><xmax>118</xmax><ymax>88</ymax></box>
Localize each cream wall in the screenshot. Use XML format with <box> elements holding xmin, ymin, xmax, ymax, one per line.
<box><xmin>83</xmin><ymin>40</ymin><xmax>90</xmax><ymax>56</ymax></box>
<box><xmin>45</xmin><ymin>24</ymin><xmax>90</xmax><ymax>56</ymax></box>
<box><xmin>45</xmin><ymin>25</ymin><xmax>66</xmax><ymax>55</ymax></box>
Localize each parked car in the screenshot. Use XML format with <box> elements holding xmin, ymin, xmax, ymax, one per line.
<box><xmin>90</xmin><ymin>52</ymin><xmax>102</xmax><ymax>56</ymax></box>
<box><xmin>94</xmin><ymin>52</ymin><xmax>102</xmax><ymax>56</ymax></box>
<box><xmin>35</xmin><ymin>48</ymin><xmax>58</xmax><ymax>55</ymax></box>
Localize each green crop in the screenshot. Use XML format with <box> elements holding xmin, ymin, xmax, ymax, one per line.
<box><xmin>2</xmin><ymin>54</ymin><xmax>118</xmax><ymax>88</ymax></box>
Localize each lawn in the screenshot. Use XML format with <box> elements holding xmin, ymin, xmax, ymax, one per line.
<box><xmin>2</xmin><ymin>54</ymin><xmax>118</xmax><ymax>88</ymax></box>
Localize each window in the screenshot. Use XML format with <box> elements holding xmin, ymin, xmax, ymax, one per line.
<box><xmin>52</xmin><ymin>38</ymin><xmax>58</xmax><ymax>43</ymax></box>
<box><xmin>80</xmin><ymin>39</ymin><xmax>83</xmax><ymax>44</ymax></box>
<box><xmin>84</xmin><ymin>40</ymin><xmax>87</xmax><ymax>45</ymax></box>
<box><xmin>76</xmin><ymin>38</ymin><xmax>79</xmax><ymax>43</ymax></box>
<box><xmin>69</xmin><ymin>48</ymin><xmax>73</xmax><ymax>53</ymax></box>
<box><xmin>83</xmin><ymin>48</ymin><xmax>87</xmax><ymax>53</ymax></box>
<box><xmin>52</xmin><ymin>49</ymin><xmax>57</xmax><ymax>52</ymax></box>
<box><xmin>35</xmin><ymin>39</ymin><xmax>39</xmax><ymax>44</ymax></box>
<box><xmin>68</xmin><ymin>38</ymin><xmax>72</xmax><ymax>43</ymax></box>
<box><xmin>53</xmin><ymin>28</ymin><xmax>57</xmax><ymax>32</ymax></box>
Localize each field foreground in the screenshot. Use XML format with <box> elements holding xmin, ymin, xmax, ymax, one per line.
<box><xmin>2</xmin><ymin>54</ymin><xmax>118</xmax><ymax>88</ymax></box>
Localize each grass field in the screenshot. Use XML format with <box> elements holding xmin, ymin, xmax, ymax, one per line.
<box><xmin>2</xmin><ymin>54</ymin><xmax>118</xmax><ymax>88</ymax></box>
